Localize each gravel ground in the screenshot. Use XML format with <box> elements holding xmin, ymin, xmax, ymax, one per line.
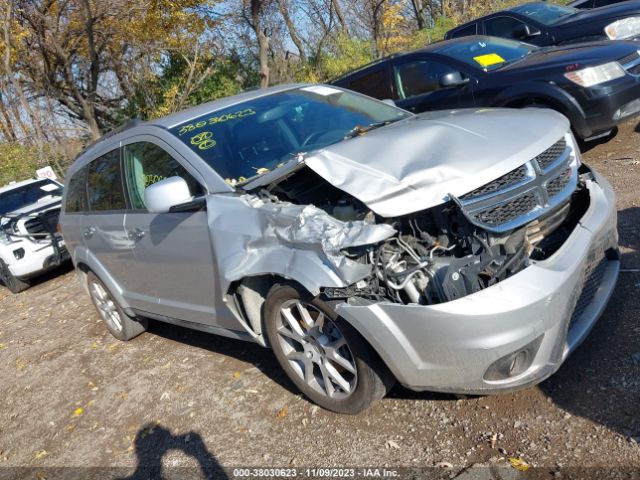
<box><xmin>0</xmin><ymin>120</ymin><xmax>639</xmax><ymax>479</ymax></box>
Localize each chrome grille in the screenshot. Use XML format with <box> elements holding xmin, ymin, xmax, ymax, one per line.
<box><xmin>621</xmin><ymin>52</ymin><xmax>640</xmax><ymax>75</ymax></box>
<box><xmin>569</xmin><ymin>252</ymin><xmax>608</xmax><ymax>328</ymax></box>
<box><xmin>547</xmin><ymin>168</ymin><xmax>572</xmax><ymax>198</ymax></box>
<box><xmin>534</xmin><ymin>139</ymin><xmax>566</xmax><ymax>171</ymax></box>
<box><xmin>461</xmin><ymin>165</ymin><xmax>528</xmax><ymax>200</ymax></box>
<box><xmin>456</xmin><ymin>135</ymin><xmax>578</xmax><ymax>233</ymax></box>
<box><xmin>476</xmin><ymin>192</ymin><xmax>538</xmax><ymax>226</ymax></box>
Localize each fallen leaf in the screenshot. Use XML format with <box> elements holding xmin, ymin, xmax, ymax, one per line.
<box><xmin>34</xmin><ymin>450</ymin><xmax>48</xmax><ymax>460</ymax></box>
<box><xmin>508</xmin><ymin>457</ymin><xmax>530</xmax><ymax>471</ymax></box>
<box><xmin>72</xmin><ymin>407</ymin><xmax>84</xmax><ymax>417</ymax></box>
<box><xmin>386</xmin><ymin>439</ymin><xmax>400</xmax><ymax>450</ymax></box>
<box><xmin>276</xmin><ymin>406</ymin><xmax>288</xmax><ymax>419</ymax></box>
<box><xmin>0</xmin><ymin>343</ymin><xmax>7</xmax><ymax>350</ymax></box>
<box><xmin>233</xmin><ymin>371</ymin><xmax>242</xmax><ymax>379</ymax></box>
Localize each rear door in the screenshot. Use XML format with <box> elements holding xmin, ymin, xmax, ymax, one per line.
<box><xmin>121</xmin><ymin>137</ymin><xmax>221</xmax><ymax>326</ymax></box>
<box><xmin>392</xmin><ymin>55</ymin><xmax>476</xmax><ymax>113</ymax></box>
<box><xmin>82</xmin><ymin>149</ymin><xmax>140</xmax><ymax>305</ymax></box>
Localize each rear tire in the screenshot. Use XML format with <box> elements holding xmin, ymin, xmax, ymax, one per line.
<box><xmin>0</xmin><ymin>259</ymin><xmax>30</xmax><ymax>293</ymax></box>
<box><xmin>86</xmin><ymin>272</ymin><xmax>147</xmax><ymax>341</ymax></box>
<box><xmin>263</xmin><ymin>283</ymin><xmax>394</xmax><ymax>414</ymax></box>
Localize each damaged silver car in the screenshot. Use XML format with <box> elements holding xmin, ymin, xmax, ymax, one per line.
<box><xmin>60</xmin><ymin>84</ymin><xmax>619</xmax><ymax>413</ymax></box>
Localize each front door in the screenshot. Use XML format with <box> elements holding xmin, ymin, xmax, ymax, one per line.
<box><xmin>121</xmin><ymin>138</ymin><xmax>222</xmax><ymax>326</ymax></box>
<box><xmin>393</xmin><ymin>57</ymin><xmax>476</xmax><ymax>113</ymax></box>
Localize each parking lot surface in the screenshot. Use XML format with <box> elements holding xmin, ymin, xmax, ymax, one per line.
<box><xmin>1</xmin><ymin>121</ymin><xmax>639</xmax><ymax>477</ymax></box>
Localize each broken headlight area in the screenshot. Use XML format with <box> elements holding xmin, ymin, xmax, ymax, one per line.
<box><xmin>323</xmin><ymin>176</ymin><xmax>592</xmax><ymax>307</ymax></box>
<box><xmin>252</xmin><ymin>151</ymin><xmax>592</xmax><ymax>306</ymax></box>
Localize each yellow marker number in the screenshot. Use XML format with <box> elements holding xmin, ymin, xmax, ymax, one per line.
<box><xmin>190</xmin><ymin>131</ymin><xmax>216</xmax><ymax>150</ymax></box>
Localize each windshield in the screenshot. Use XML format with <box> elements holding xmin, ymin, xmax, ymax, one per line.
<box><xmin>0</xmin><ymin>180</ymin><xmax>63</xmax><ymax>216</ymax></box>
<box><xmin>437</xmin><ymin>38</ymin><xmax>537</xmax><ymax>71</ymax></box>
<box><xmin>169</xmin><ymin>86</ymin><xmax>411</xmax><ymax>185</ymax></box>
<box><xmin>511</xmin><ymin>3</ymin><xmax>578</xmax><ymax>25</ymax></box>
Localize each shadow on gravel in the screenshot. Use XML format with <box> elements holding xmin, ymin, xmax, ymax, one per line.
<box><xmin>538</xmin><ymin>209</ymin><xmax>640</xmax><ymax>439</ymax></box>
<box><xmin>0</xmin><ymin>260</ymin><xmax>74</xmax><ymax>291</ymax></box>
<box><xmin>120</xmin><ymin>423</ymin><xmax>227</xmax><ymax>480</ymax></box>
<box><xmin>146</xmin><ymin>321</ymin><xmax>299</xmax><ymax>396</ymax></box>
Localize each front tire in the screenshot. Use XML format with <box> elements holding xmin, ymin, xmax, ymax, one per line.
<box><xmin>86</xmin><ymin>272</ymin><xmax>147</xmax><ymax>341</ymax></box>
<box><xmin>263</xmin><ymin>284</ymin><xmax>393</xmax><ymax>414</ymax></box>
<box><xmin>0</xmin><ymin>259</ymin><xmax>30</xmax><ymax>293</ymax></box>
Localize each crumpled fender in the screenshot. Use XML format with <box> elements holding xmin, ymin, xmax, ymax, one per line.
<box><xmin>207</xmin><ymin>195</ymin><xmax>396</xmax><ymax>295</ymax></box>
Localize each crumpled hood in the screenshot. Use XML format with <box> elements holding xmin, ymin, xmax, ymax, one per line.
<box><xmin>0</xmin><ymin>197</ymin><xmax>61</xmax><ymax>225</ymax></box>
<box><xmin>304</xmin><ymin>108</ymin><xmax>569</xmax><ymax>217</ymax></box>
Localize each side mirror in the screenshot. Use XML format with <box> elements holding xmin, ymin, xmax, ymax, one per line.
<box><xmin>144</xmin><ymin>176</ymin><xmax>193</xmax><ymax>214</ymax></box>
<box><xmin>381</xmin><ymin>98</ymin><xmax>396</xmax><ymax>106</ymax></box>
<box><xmin>512</xmin><ymin>23</ymin><xmax>541</xmax><ymax>40</ymax></box>
<box><xmin>440</xmin><ymin>72</ymin><xmax>469</xmax><ymax>88</ymax></box>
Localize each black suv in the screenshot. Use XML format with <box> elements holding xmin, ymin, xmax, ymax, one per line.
<box><xmin>331</xmin><ymin>35</ymin><xmax>640</xmax><ymax>140</ymax></box>
<box><xmin>445</xmin><ymin>2</ymin><xmax>640</xmax><ymax>45</ymax></box>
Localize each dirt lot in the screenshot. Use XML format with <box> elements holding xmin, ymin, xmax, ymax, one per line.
<box><xmin>1</xmin><ymin>120</ymin><xmax>639</xmax><ymax>479</ymax></box>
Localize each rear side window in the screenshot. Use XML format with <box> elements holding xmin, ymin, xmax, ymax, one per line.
<box><xmin>347</xmin><ymin>69</ymin><xmax>393</xmax><ymax>100</ymax></box>
<box><xmin>86</xmin><ymin>149</ymin><xmax>126</xmax><ymax>211</ymax></box>
<box><xmin>65</xmin><ymin>168</ymin><xmax>89</xmax><ymax>213</ymax></box>
<box><xmin>123</xmin><ymin>141</ymin><xmax>203</xmax><ymax>210</ymax></box>
<box><xmin>449</xmin><ymin>23</ymin><xmax>478</xmax><ymax>38</ymax></box>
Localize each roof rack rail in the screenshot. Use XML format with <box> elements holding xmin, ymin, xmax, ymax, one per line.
<box><xmin>81</xmin><ymin>118</ymin><xmax>143</xmax><ymax>154</ymax></box>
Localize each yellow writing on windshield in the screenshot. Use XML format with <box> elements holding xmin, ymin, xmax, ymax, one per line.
<box><xmin>178</xmin><ymin>108</ymin><xmax>256</xmax><ymax>136</ymax></box>
<box><xmin>473</xmin><ymin>53</ymin><xmax>506</xmax><ymax>68</ymax></box>
<box><xmin>190</xmin><ymin>131</ymin><xmax>216</xmax><ymax>150</ymax></box>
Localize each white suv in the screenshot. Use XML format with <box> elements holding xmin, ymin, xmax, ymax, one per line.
<box><xmin>0</xmin><ymin>178</ymin><xmax>69</xmax><ymax>293</ymax></box>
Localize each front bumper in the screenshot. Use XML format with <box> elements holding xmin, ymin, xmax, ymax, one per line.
<box><xmin>571</xmin><ymin>75</ymin><xmax>640</xmax><ymax>139</ymax></box>
<box><xmin>336</xmin><ymin>171</ymin><xmax>619</xmax><ymax>393</ymax></box>
<box><xmin>5</xmin><ymin>236</ymin><xmax>69</xmax><ymax>279</ymax></box>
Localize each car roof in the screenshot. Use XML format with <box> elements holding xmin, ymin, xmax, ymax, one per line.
<box><xmin>0</xmin><ymin>178</ymin><xmax>49</xmax><ymax>195</ymax></box>
<box><xmin>75</xmin><ymin>83</ymin><xmax>309</xmax><ymax>164</ymax></box>
<box><xmin>333</xmin><ymin>35</ymin><xmax>503</xmax><ymax>81</ymax></box>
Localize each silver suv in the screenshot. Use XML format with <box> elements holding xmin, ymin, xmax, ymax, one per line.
<box><xmin>60</xmin><ymin>84</ymin><xmax>619</xmax><ymax>413</ymax></box>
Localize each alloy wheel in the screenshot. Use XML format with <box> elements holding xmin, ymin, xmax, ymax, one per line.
<box><xmin>90</xmin><ymin>281</ymin><xmax>123</xmax><ymax>332</ymax></box>
<box><xmin>276</xmin><ymin>299</ymin><xmax>357</xmax><ymax>399</ymax></box>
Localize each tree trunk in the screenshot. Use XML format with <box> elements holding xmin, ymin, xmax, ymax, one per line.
<box><xmin>277</xmin><ymin>0</ymin><xmax>305</xmax><ymax>58</ymax></box>
<box><xmin>2</xmin><ymin>1</ymin><xmax>46</xmax><ymax>160</ymax></box>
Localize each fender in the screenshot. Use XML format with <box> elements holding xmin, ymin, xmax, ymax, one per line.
<box><xmin>491</xmin><ymin>82</ymin><xmax>590</xmax><ymax>137</ymax></box>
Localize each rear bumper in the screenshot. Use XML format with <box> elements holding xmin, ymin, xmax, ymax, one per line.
<box><xmin>336</xmin><ymin>170</ymin><xmax>619</xmax><ymax>393</ymax></box>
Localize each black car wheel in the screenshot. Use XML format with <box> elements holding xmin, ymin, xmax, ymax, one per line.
<box><xmin>0</xmin><ymin>259</ymin><xmax>30</xmax><ymax>294</ymax></box>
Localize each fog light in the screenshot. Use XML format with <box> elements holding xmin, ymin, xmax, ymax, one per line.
<box><xmin>13</xmin><ymin>248</ymin><xmax>25</xmax><ymax>260</ymax></box>
<box><xmin>613</xmin><ymin>98</ymin><xmax>640</xmax><ymax>121</ymax></box>
<box><xmin>484</xmin><ymin>335</ymin><xmax>544</xmax><ymax>381</ymax></box>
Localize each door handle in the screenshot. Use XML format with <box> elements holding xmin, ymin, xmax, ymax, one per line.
<box><xmin>129</xmin><ymin>228</ymin><xmax>145</xmax><ymax>241</ymax></box>
<box><xmin>83</xmin><ymin>227</ymin><xmax>96</xmax><ymax>239</ymax></box>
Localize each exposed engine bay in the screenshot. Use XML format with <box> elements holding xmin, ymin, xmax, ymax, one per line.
<box><xmin>252</xmin><ymin>163</ymin><xmax>592</xmax><ymax>306</ymax></box>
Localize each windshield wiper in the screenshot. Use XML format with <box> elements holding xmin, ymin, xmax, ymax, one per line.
<box><xmin>344</xmin><ymin>120</ymin><xmax>397</xmax><ymax>139</ymax></box>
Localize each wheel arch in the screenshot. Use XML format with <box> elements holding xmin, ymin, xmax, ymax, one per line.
<box><xmin>492</xmin><ymin>83</ymin><xmax>588</xmax><ymax>135</ymax></box>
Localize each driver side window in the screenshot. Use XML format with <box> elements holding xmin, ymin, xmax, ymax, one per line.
<box><xmin>123</xmin><ymin>142</ymin><xmax>204</xmax><ymax>211</ymax></box>
<box><xmin>484</xmin><ymin>16</ymin><xmax>528</xmax><ymax>39</ymax></box>
<box><xmin>395</xmin><ymin>60</ymin><xmax>460</xmax><ymax>99</ymax></box>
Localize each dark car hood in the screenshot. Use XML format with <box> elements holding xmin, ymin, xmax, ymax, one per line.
<box><xmin>555</xmin><ymin>1</ymin><xmax>640</xmax><ymax>25</ymax></box>
<box><xmin>498</xmin><ymin>40</ymin><xmax>637</xmax><ymax>72</ymax></box>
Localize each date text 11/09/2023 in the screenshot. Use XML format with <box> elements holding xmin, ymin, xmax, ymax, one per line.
<box><xmin>232</xmin><ymin>468</ymin><xmax>400</xmax><ymax>478</ymax></box>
